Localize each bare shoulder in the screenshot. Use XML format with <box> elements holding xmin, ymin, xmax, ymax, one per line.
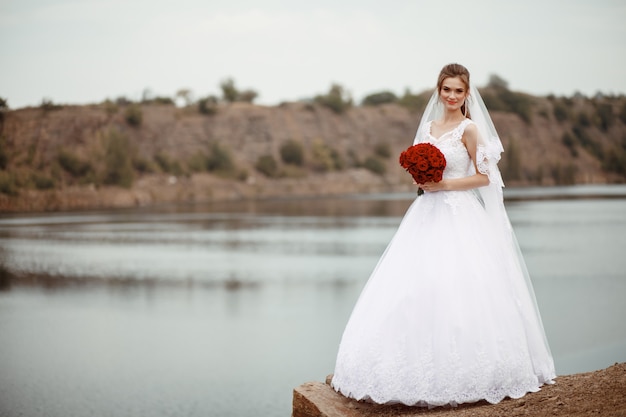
<box><xmin>464</xmin><ymin>121</ymin><xmax>478</xmax><ymax>135</ymax></box>
<box><xmin>462</xmin><ymin>121</ymin><xmax>478</xmax><ymax>145</ymax></box>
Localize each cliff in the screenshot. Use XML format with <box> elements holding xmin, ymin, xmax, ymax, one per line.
<box><xmin>1</xmin><ymin>92</ymin><xmax>625</xmax><ymax>212</ymax></box>
<box><xmin>292</xmin><ymin>363</ymin><xmax>626</xmax><ymax>417</ymax></box>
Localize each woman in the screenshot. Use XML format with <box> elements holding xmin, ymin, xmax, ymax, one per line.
<box><xmin>331</xmin><ymin>63</ymin><xmax>556</xmax><ymax>407</ymax></box>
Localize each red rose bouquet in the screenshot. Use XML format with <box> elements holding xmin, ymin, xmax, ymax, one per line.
<box><xmin>399</xmin><ymin>143</ymin><xmax>446</xmax><ymax>195</ymax></box>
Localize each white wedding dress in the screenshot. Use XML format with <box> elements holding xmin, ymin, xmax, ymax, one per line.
<box><xmin>331</xmin><ymin>119</ymin><xmax>556</xmax><ymax>407</ymax></box>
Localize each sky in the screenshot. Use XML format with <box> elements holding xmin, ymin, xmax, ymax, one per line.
<box><xmin>1</xmin><ymin>0</ymin><xmax>625</xmax><ymax>109</ymax></box>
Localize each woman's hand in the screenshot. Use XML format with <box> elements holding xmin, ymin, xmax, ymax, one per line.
<box><xmin>418</xmin><ymin>180</ymin><xmax>448</xmax><ymax>192</ymax></box>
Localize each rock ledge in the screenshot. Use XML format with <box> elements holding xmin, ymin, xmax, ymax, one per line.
<box><xmin>292</xmin><ymin>363</ymin><xmax>626</xmax><ymax>417</ymax></box>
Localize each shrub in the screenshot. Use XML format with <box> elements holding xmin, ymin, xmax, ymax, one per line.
<box><xmin>154</xmin><ymin>152</ymin><xmax>171</xmax><ymax>172</ymax></box>
<box><xmin>255</xmin><ymin>155</ymin><xmax>279</xmax><ymax>177</ymax></box>
<box><xmin>124</xmin><ymin>104</ymin><xmax>143</xmax><ymax>127</ymax></box>
<box><xmin>154</xmin><ymin>152</ymin><xmax>183</xmax><ymax>176</ymax></box>
<box><xmin>561</xmin><ymin>132</ymin><xmax>578</xmax><ymax>157</ymax></box>
<box><xmin>619</xmin><ymin>102</ymin><xmax>626</xmax><ymax>124</ymax></box>
<box><xmin>362</xmin><ymin>156</ymin><xmax>386</xmax><ymax>175</ymax></box>
<box><xmin>499</xmin><ymin>90</ymin><xmax>533</xmax><ymax>124</ymax></box>
<box><xmin>576</xmin><ymin>112</ymin><xmax>591</xmax><ymax>127</ymax></box>
<box><xmin>102</xmin><ymin>99</ymin><xmax>119</xmax><ymax>116</ymax></box>
<box><xmin>238</xmin><ymin>90</ymin><xmax>258</xmax><ymax>103</ymax></box>
<box><xmin>481</xmin><ymin>81</ymin><xmax>533</xmax><ymax>124</ymax></box>
<box><xmin>220</xmin><ymin>78</ymin><xmax>239</xmax><ymax>103</ymax></box>
<box><xmin>314</xmin><ymin>84</ymin><xmax>352</xmax><ymax>114</ymax></box>
<box><xmin>280</xmin><ymin>164</ymin><xmax>307</xmax><ymax>178</ymax></box>
<box><xmin>362</xmin><ymin>91</ymin><xmax>398</xmax><ymax>106</ymax></box>
<box><xmin>0</xmin><ymin>99</ymin><xmax>6</xmax><ymax>127</ymax></box>
<box><xmin>115</xmin><ymin>96</ymin><xmax>131</xmax><ymax>106</ymax></box>
<box><xmin>572</xmin><ymin>126</ymin><xmax>603</xmax><ymax>159</ymax></box>
<box><xmin>480</xmin><ymin>91</ymin><xmax>506</xmax><ymax>112</ymax></box>
<box><xmin>133</xmin><ymin>157</ymin><xmax>156</xmax><ymax>173</ymax></box>
<box><xmin>220</xmin><ymin>78</ymin><xmax>258</xmax><ymax>103</ymax></box>
<box><xmin>398</xmin><ymin>89</ymin><xmax>431</xmax><ymax>113</ymax></box>
<box><xmin>482</xmin><ymin>87</ymin><xmax>533</xmax><ymax>123</ymax></box>
<box><xmin>57</xmin><ymin>150</ymin><xmax>92</xmax><ymax>177</ymax></box>
<box><xmin>32</xmin><ymin>173</ymin><xmax>55</xmax><ymax>190</ymax></box>
<box><xmin>310</xmin><ymin>139</ymin><xmax>344</xmax><ymax>172</ymax></box>
<box><xmin>198</xmin><ymin>96</ymin><xmax>218</xmax><ymax>115</ymax></box>
<box><xmin>206</xmin><ymin>143</ymin><xmax>235</xmax><ymax>174</ymax></box>
<box><xmin>145</xmin><ymin>96</ymin><xmax>174</xmax><ymax>105</ymax></box>
<box><xmin>329</xmin><ymin>147</ymin><xmax>345</xmax><ymax>170</ymax></box>
<box><xmin>0</xmin><ymin>136</ymin><xmax>7</xmax><ymax>170</ymax></box>
<box><xmin>102</xmin><ymin>130</ymin><xmax>134</xmax><ymax>188</ymax></box>
<box><xmin>0</xmin><ymin>172</ymin><xmax>18</xmax><ymax>196</ymax></box>
<box><xmin>487</xmin><ymin>74</ymin><xmax>509</xmax><ymax>90</ymax></box>
<box><xmin>40</xmin><ymin>98</ymin><xmax>62</xmax><ymax>112</ymax></box>
<box><xmin>553</xmin><ymin>101</ymin><xmax>570</xmax><ymax>123</ymax></box>
<box><xmin>603</xmin><ymin>149</ymin><xmax>626</xmax><ymax>176</ymax></box>
<box><xmin>187</xmin><ymin>152</ymin><xmax>209</xmax><ymax>172</ymax></box>
<box><xmin>594</xmin><ymin>103</ymin><xmax>614</xmax><ymax>131</ymax></box>
<box><xmin>280</xmin><ymin>140</ymin><xmax>304</xmax><ymax>166</ymax></box>
<box><xmin>537</xmin><ymin>108</ymin><xmax>550</xmax><ymax>119</ymax></box>
<box><xmin>561</xmin><ymin>96</ymin><xmax>574</xmax><ymax>107</ymax></box>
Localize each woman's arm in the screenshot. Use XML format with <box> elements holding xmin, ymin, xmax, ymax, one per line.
<box><xmin>419</xmin><ymin>123</ymin><xmax>489</xmax><ymax>192</ymax></box>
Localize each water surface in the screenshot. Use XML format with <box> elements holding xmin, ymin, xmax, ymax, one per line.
<box><xmin>1</xmin><ymin>186</ymin><xmax>625</xmax><ymax>417</ymax></box>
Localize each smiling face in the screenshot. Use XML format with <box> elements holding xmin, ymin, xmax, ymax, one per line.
<box><xmin>439</xmin><ymin>76</ymin><xmax>468</xmax><ymax>113</ymax></box>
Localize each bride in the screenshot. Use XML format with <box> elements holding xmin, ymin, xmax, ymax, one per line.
<box><xmin>331</xmin><ymin>63</ymin><xmax>556</xmax><ymax>407</ymax></box>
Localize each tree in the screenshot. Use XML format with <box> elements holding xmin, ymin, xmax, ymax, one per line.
<box><xmin>398</xmin><ymin>88</ymin><xmax>431</xmax><ymax>113</ymax></box>
<box><xmin>198</xmin><ymin>95</ymin><xmax>218</xmax><ymax>115</ymax></box>
<box><xmin>362</xmin><ymin>91</ymin><xmax>397</xmax><ymax>106</ymax></box>
<box><xmin>314</xmin><ymin>83</ymin><xmax>353</xmax><ymax>114</ymax></box>
<box><xmin>176</xmin><ymin>89</ymin><xmax>193</xmax><ymax>107</ymax></box>
<box><xmin>238</xmin><ymin>89</ymin><xmax>258</xmax><ymax>103</ymax></box>
<box><xmin>0</xmin><ymin>97</ymin><xmax>7</xmax><ymax>129</ymax></box>
<box><xmin>219</xmin><ymin>78</ymin><xmax>258</xmax><ymax>103</ymax></box>
<box><xmin>220</xmin><ymin>78</ymin><xmax>239</xmax><ymax>103</ymax></box>
<box><xmin>487</xmin><ymin>74</ymin><xmax>509</xmax><ymax>90</ymax></box>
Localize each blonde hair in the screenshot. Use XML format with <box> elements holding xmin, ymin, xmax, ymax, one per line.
<box><xmin>437</xmin><ymin>63</ymin><xmax>471</xmax><ymax>117</ymax></box>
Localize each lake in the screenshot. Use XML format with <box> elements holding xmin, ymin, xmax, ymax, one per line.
<box><xmin>0</xmin><ymin>185</ymin><xmax>625</xmax><ymax>417</ymax></box>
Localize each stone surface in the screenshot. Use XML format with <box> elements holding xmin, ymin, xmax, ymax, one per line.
<box><xmin>293</xmin><ymin>363</ymin><xmax>626</xmax><ymax>417</ymax></box>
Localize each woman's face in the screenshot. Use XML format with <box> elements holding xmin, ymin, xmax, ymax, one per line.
<box><xmin>439</xmin><ymin>76</ymin><xmax>468</xmax><ymax>113</ymax></box>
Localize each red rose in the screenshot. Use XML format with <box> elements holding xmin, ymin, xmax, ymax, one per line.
<box><xmin>398</xmin><ymin>143</ymin><xmax>447</xmax><ymax>187</ymax></box>
<box><xmin>416</xmin><ymin>160</ymin><xmax>429</xmax><ymax>171</ymax></box>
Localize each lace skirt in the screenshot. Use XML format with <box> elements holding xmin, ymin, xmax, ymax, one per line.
<box><xmin>331</xmin><ymin>190</ymin><xmax>555</xmax><ymax>407</ymax></box>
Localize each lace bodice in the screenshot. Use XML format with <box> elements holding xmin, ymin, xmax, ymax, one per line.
<box><xmin>422</xmin><ymin>119</ymin><xmax>474</xmax><ymax>180</ymax></box>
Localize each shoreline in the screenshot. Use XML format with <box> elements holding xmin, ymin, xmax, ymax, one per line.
<box><xmin>1</xmin><ymin>178</ymin><xmax>625</xmax><ymax>215</ymax></box>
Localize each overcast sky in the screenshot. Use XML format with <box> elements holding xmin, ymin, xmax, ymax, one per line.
<box><xmin>1</xmin><ymin>0</ymin><xmax>625</xmax><ymax>109</ymax></box>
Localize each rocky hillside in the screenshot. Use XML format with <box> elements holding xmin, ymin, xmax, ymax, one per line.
<box><xmin>0</xmin><ymin>89</ymin><xmax>625</xmax><ymax>212</ymax></box>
